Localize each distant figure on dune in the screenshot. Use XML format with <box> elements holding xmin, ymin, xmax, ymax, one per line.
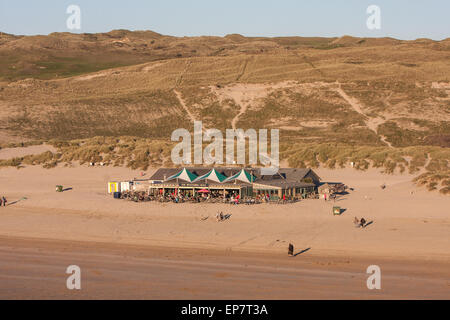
<box><xmin>1</xmin><ymin>196</ymin><xmax>6</xmax><ymax>206</ymax></box>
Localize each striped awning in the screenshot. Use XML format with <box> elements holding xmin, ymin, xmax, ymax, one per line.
<box><xmin>222</xmin><ymin>169</ymin><xmax>255</xmax><ymax>183</ymax></box>
<box><xmin>193</xmin><ymin>168</ymin><xmax>227</xmax><ymax>183</ymax></box>
<box><xmin>165</xmin><ymin>168</ymin><xmax>198</xmax><ymax>182</ymax></box>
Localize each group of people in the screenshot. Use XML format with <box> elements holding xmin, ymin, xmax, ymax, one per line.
<box><xmin>254</xmin><ymin>193</ymin><xmax>294</xmax><ymax>203</ymax></box>
<box><xmin>216</xmin><ymin>211</ymin><xmax>225</xmax><ymax>221</ymax></box>
<box><xmin>216</xmin><ymin>211</ymin><xmax>231</xmax><ymax>222</ymax></box>
<box><xmin>229</xmin><ymin>194</ymin><xmax>240</xmax><ymax>205</ymax></box>
<box><xmin>255</xmin><ymin>194</ymin><xmax>272</xmax><ymax>202</ymax></box>
<box><xmin>0</xmin><ymin>196</ymin><xmax>7</xmax><ymax>207</ymax></box>
<box><xmin>323</xmin><ymin>193</ymin><xmax>337</xmax><ymax>201</ymax></box>
<box><xmin>354</xmin><ymin>217</ymin><xmax>367</xmax><ymax>228</ymax></box>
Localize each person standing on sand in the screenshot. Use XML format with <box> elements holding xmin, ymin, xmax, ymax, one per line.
<box><xmin>360</xmin><ymin>218</ymin><xmax>366</xmax><ymax>228</ymax></box>
<box><xmin>2</xmin><ymin>196</ymin><xmax>6</xmax><ymax>206</ymax></box>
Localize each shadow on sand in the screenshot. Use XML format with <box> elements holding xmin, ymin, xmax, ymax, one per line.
<box><xmin>5</xmin><ymin>197</ymin><xmax>28</xmax><ymax>206</ymax></box>
<box><xmin>363</xmin><ymin>221</ymin><xmax>374</xmax><ymax>228</ymax></box>
<box><xmin>293</xmin><ymin>247</ymin><xmax>311</xmax><ymax>257</ymax></box>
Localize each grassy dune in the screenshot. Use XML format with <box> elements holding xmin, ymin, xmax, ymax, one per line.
<box><xmin>1</xmin><ymin>136</ymin><xmax>449</xmax><ymax>194</ymax></box>
<box><xmin>0</xmin><ymin>31</ymin><xmax>449</xmax><ymax>192</ymax></box>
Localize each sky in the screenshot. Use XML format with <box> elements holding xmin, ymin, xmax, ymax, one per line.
<box><xmin>0</xmin><ymin>0</ymin><xmax>449</xmax><ymax>40</ymax></box>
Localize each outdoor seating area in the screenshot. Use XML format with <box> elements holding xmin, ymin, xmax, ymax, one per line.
<box><xmin>115</xmin><ymin>189</ymin><xmax>303</xmax><ymax>205</ymax></box>
<box><xmin>109</xmin><ymin>167</ymin><xmax>324</xmax><ymax>204</ymax></box>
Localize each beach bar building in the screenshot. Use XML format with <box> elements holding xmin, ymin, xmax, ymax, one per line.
<box><xmin>136</xmin><ymin>167</ymin><xmax>321</xmax><ymax>199</ymax></box>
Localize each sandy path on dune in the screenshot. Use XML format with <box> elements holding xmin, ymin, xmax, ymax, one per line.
<box><xmin>210</xmin><ymin>81</ymin><xmax>297</xmax><ymax>130</ymax></box>
<box><xmin>0</xmin><ymin>144</ymin><xmax>56</xmax><ymax>160</ymax></box>
<box><xmin>333</xmin><ymin>83</ymin><xmax>393</xmax><ymax>148</ymax></box>
<box><xmin>173</xmin><ymin>90</ymin><xmax>201</xmax><ymax>130</ymax></box>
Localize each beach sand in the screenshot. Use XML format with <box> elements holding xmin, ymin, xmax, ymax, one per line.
<box><xmin>0</xmin><ymin>165</ymin><xmax>448</xmax><ymax>299</ymax></box>
<box><xmin>0</xmin><ymin>144</ymin><xmax>56</xmax><ymax>160</ymax></box>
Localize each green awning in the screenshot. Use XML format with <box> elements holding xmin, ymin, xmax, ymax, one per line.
<box><xmin>223</xmin><ymin>169</ymin><xmax>255</xmax><ymax>183</ymax></box>
<box><xmin>193</xmin><ymin>168</ymin><xmax>227</xmax><ymax>183</ymax></box>
<box><xmin>165</xmin><ymin>168</ymin><xmax>198</xmax><ymax>182</ymax></box>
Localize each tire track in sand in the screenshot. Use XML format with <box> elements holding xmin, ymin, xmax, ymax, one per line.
<box><xmin>236</xmin><ymin>58</ymin><xmax>250</xmax><ymax>82</ymax></box>
<box><xmin>174</xmin><ymin>60</ymin><xmax>192</xmax><ymax>88</ymax></box>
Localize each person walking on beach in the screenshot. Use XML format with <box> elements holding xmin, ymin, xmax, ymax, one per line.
<box><xmin>360</xmin><ymin>218</ymin><xmax>366</xmax><ymax>228</ymax></box>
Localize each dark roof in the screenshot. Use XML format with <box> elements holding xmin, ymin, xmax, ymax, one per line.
<box><xmin>150</xmin><ymin>167</ymin><xmax>243</xmax><ymax>181</ymax></box>
<box><xmin>254</xmin><ymin>180</ymin><xmax>316</xmax><ymax>188</ymax></box>
<box><xmin>149</xmin><ymin>167</ymin><xmax>320</xmax><ymax>188</ymax></box>
<box><xmin>154</xmin><ymin>180</ymin><xmax>252</xmax><ymax>188</ymax></box>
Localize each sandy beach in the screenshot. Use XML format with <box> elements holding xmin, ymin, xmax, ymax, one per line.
<box><xmin>0</xmin><ymin>165</ymin><xmax>448</xmax><ymax>299</ymax></box>
<box><xmin>0</xmin><ymin>144</ymin><xmax>56</xmax><ymax>160</ymax></box>
<box><xmin>0</xmin><ymin>235</ymin><xmax>448</xmax><ymax>299</ymax></box>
